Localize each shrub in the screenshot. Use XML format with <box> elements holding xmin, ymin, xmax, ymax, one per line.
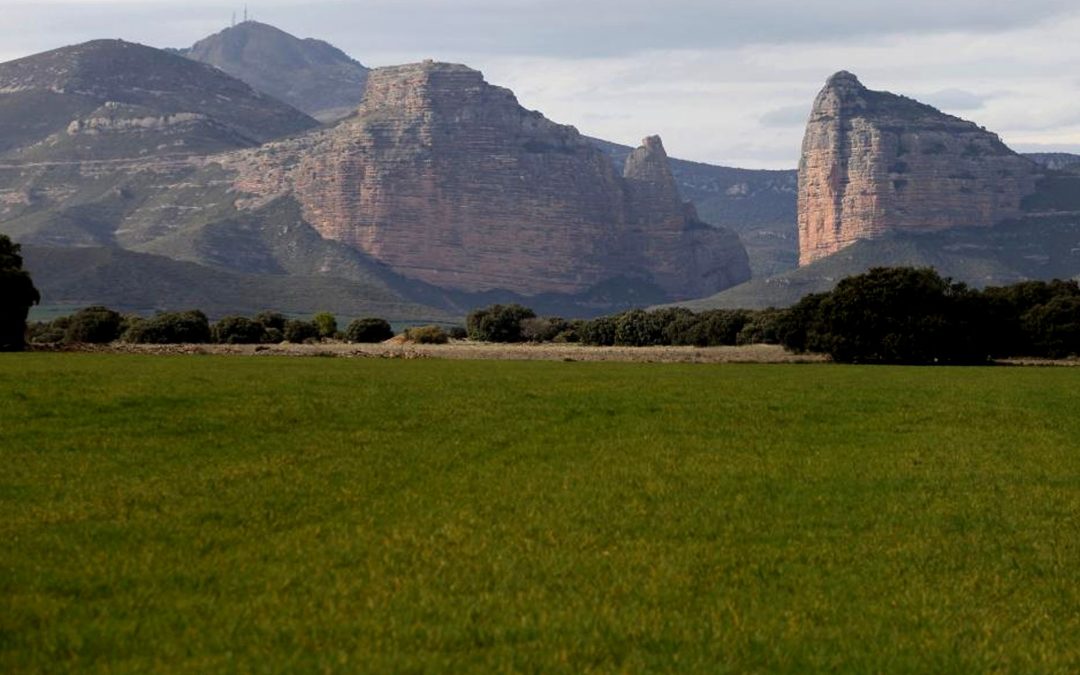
<box><xmin>447</xmin><ymin>325</ymin><xmax>468</xmax><ymax>340</ymax></box>
<box><xmin>213</xmin><ymin>316</ymin><xmax>267</xmax><ymax>344</ymax></box>
<box><xmin>283</xmin><ymin>320</ymin><xmax>319</xmax><ymax>344</ymax></box>
<box><xmin>736</xmin><ymin>309</ymin><xmax>784</xmax><ymax>345</ymax></box>
<box><xmin>64</xmin><ymin>306</ymin><xmax>123</xmax><ymax>344</ymax></box>
<box><xmin>466</xmin><ymin>304</ymin><xmax>536</xmax><ymax>343</ymax></box>
<box><xmin>312</xmin><ymin>312</ymin><xmax>338</xmax><ymax>339</ymax></box>
<box><xmin>1022</xmin><ymin>295</ymin><xmax>1080</xmax><ymax>358</ymax></box>
<box><xmin>345</xmin><ymin>317</ymin><xmax>394</xmax><ymax>343</ymax></box>
<box><xmin>580</xmin><ymin>316</ymin><xmax>617</xmax><ymax>346</ymax></box>
<box><xmin>253</xmin><ymin>311</ymin><xmax>288</xmax><ymax>332</ymax></box>
<box><xmin>27</xmin><ymin>321</ymin><xmax>64</xmax><ymax>344</ymax></box>
<box><xmin>614</xmin><ymin>310</ymin><xmax>665</xmax><ymax>347</ymax></box>
<box><xmin>124</xmin><ymin>310</ymin><xmax>211</xmax><ymax>344</ymax></box>
<box><xmin>774</xmin><ymin>294</ymin><xmax>829</xmax><ymax>354</ymax></box>
<box><xmin>521</xmin><ymin>317</ymin><xmax>569</xmax><ymax>343</ymax></box>
<box><xmin>405</xmin><ymin>325</ymin><xmax>449</xmax><ymax>344</ymax></box>
<box><xmin>802</xmin><ymin>267</ymin><xmax>988</xmax><ymax>364</ymax></box>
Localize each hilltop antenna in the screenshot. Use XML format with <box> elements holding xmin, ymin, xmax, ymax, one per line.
<box><xmin>244</xmin><ymin>4</ymin><xmax>248</xmax><ymax>22</ymax></box>
<box><xmin>231</xmin><ymin>11</ymin><xmax>236</xmax><ymax>27</ymax></box>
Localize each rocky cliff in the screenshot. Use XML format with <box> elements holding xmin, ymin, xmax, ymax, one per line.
<box><xmin>224</xmin><ymin>61</ymin><xmax>749</xmax><ymax>299</ymax></box>
<box><xmin>798</xmin><ymin>71</ymin><xmax>1039</xmax><ymax>265</ymax></box>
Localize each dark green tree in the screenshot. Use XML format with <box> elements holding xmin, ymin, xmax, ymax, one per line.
<box><xmin>1022</xmin><ymin>295</ymin><xmax>1080</xmax><ymax>358</ymax></box>
<box><xmin>64</xmin><ymin>306</ymin><xmax>123</xmax><ymax>344</ymax></box>
<box><xmin>345</xmin><ymin>317</ymin><xmax>394</xmax><ymax>343</ymax></box>
<box><xmin>0</xmin><ymin>235</ymin><xmax>41</xmax><ymax>351</ymax></box>
<box><xmin>124</xmin><ymin>310</ymin><xmax>211</xmax><ymax>344</ymax></box>
<box><xmin>283</xmin><ymin>319</ymin><xmax>319</xmax><ymax>344</ymax></box>
<box><xmin>813</xmin><ymin>267</ymin><xmax>988</xmax><ymax>364</ymax></box>
<box><xmin>213</xmin><ymin>316</ymin><xmax>268</xmax><ymax>344</ymax></box>
<box><xmin>466</xmin><ymin>304</ymin><xmax>536</xmax><ymax>343</ymax></box>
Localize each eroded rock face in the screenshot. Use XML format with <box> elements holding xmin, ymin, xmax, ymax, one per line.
<box><xmin>798</xmin><ymin>71</ymin><xmax>1038</xmax><ymax>265</ymax></box>
<box><xmin>227</xmin><ymin>62</ymin><xmax>749</xmax><ymax>298</ymax></box>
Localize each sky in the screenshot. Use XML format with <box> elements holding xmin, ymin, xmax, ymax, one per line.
<box><xmin>2</xmin><ymin>0</ymin><xmax>1079</xmax><ymax>169</ymax></box>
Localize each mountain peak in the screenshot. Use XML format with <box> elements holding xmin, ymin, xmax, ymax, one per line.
<box><xmin>179</xmin><ymin>21</ymin><xmax>369</xmax><ymax>122</ymax></box>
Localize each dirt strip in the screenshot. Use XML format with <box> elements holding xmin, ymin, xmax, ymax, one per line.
<box><xmin>32</xmin><ymin>342</ymin><xmax>828</xmax><ymax>364</ymax></box>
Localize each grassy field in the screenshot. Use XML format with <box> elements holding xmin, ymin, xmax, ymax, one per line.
<box><xmin>2</xmin><ymin>354</ymin><xmax>1079</xmax><ymax>673</ymax></box>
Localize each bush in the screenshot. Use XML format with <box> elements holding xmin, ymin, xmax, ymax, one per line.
<box><xmin>345</xmin><ymin>317</ymin><xmax>394</xmax><ymax>343</ymax></box>
<box><xmin>1022</xmin><ymin>295</ymin><xmax>1080</xmax><ymax>358</ymax></box>
<box><xmin>312</xmin><ymin>312</ymin><xmax>338</xmax><ymax>339</ymax></box>
<box><xmin>253</xmin><ymin>311</ymin><xmax>288</xmax><ymax>332</ymax></box>
<box><xmin>213</xmin><ymin>316</ymin><xmax>267</xmax><ymax>344</ymax></box>
<box><xmin>0</xmin><ymin>235</ymin><xmax>40</xmax><ymax>351</ymax></box>
<box><xmin>405</xmin><ymin>325</ymin><xmax>449</xmax><ymax>344</ymax></box>
<box><xmin>520</xmin><ymin>317</ymin><xmax>569</xmax><ymax>343</ymax></box>
<box><xmin>466</xmin><ymin>304</ymin><xmax>536</xmax><ymax>343</ymax></box>
<box><xmin>447</xmin><ymin>325</ymin><xmax>468</xmax><ymax>340</ymax></box>
<box><xmin>736</xmin><ymin>309</ymin><xmax>784</xmax><ymax>345</ymax></box>
<box><xmin>774</xmin><ymin>294</ymin><xmax>829</xmax><ymax>354</ymax></box>
<box><xmin>27</xmin><ymin>321</ymin><xmax>64</xmax><ymax>345</ymax></box>
<box><xmin>785</xmin><ymin>268</ymin><xmax>989</xmax><ymax>364</ymax></box>
<box><xmin>263</xmin><ymin>327</ymin><xmax>284</xmax><ymax>344</ymax></box>
<box><xmin>580</xmin><ymin>316</ymin><xmax>617</xmax><ymax>346</ymax></box>
<box><xmin>64</xmin><ymin>306</ymin><xmax>123</xmax><ymax>344</ymax></box>
<box><xmin>124</xmin><ymin>311</ymin><xmax>211</xmax><ymax>344</ymax></box>
<box><xmin>665</xmin><ymin>310</ymin><xmax>749</xmax><ymax>347</ymax></box>
<box><xmin>283</xmin><ymin>320</ymin><xmax>319</xmax><ymax>344</ymax></box>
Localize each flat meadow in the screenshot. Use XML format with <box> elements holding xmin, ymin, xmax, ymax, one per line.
<box><xmin>2</xmin><ymin>353</ymin><xmax>1079</xmax><ymax>672</ymax></box>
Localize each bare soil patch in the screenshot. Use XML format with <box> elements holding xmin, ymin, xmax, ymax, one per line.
<box><xmin>36</xmin><ymin>341</ymin><xmax>828</xmax><ymax>364</ymax></box>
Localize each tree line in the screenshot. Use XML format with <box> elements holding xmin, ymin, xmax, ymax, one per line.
<box><xmin>2</xmin><ymin>234</ymin><xmax>1077</xmax><ymax>362</ymax></box>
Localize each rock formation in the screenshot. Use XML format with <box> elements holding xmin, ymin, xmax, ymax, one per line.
<box><xmin>225</xmin><ymin>61</ymin><xmax>749</xmax><ymax>299</ymax></box>
<box><xmin>798</xmin><ymin>71</ymin><xmax>1038</xmax><ymax>265</ymax></box>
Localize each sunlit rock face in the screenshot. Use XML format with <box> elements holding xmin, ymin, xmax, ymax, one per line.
<box><xmin>798</xmin><ymin>71</ymin><xmax>1038</xmax><ymax>266</ymax></box>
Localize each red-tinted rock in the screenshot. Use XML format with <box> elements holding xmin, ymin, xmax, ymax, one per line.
<box><xmin>798</xmin><ymin>71</ymin><xmax>1038</xmax><ymax>266</ymax></box>
<box><xmin>228</xmin><ymin>62</ymin><xmax>749</xmax><ymax>298</ymax></box>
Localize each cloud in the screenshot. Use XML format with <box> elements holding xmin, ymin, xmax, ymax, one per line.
<box><xmin>2</xmin><ymin>1</ymin><xmax>1080</xmax><ymax>168</ymax></box>
<box><xmin>760</xmin><ymin>105</ymin><xmax>811</xmax><ymax>128</ymax></box>
<box><xmin>918</xmin><ymin>88</ymin><xmax>994</xmax><ymax>112</ymax></box>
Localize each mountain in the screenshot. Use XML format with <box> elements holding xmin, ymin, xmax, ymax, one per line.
<box><xmin>219</xmin><ymin>61</ymin><xmax>750</xmax><ymax>302</ymax></box>
<box><xmin>798</xmin><ymin>71</ymin><xmax>1039</xmax><ymax>266</ymax></box>
<box><xmin>680</xmin><ymin>73</ymin><xmax>1080</xmax><ymax>310</ymax></box>
<box><xmin>0</xmin><ymin>49</ymin><xmax>750</xmax><ymax>317</ymax></box>
<box><xmin>591</xmin><ymin>138</ymin><xmax>798</xmax><ymax>277</ymax></box>
<box><xmin>0</xmin><ymin>39</ymin><xmax>318</xmax><ymax>161</ymax></box>
<box><xmin>1025</xmin><ymin>153</ymin><xmax>1080</xmax><ymax>172</ymax></box>
<box><xmin>175</xmin><ymin>21</ymin><xmax>369</xmax><ymax>123</ymax></box>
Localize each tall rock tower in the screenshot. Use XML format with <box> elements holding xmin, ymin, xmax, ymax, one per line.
<box><xmin>797</xmin><ymin>71</ymin><xmax>1038</xmax><ymax>266</ymax></box>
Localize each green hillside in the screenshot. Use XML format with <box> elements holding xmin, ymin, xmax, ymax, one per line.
<box><xmin>21</xmin><ymin>245</ymin><xmax>455</xmax><ymax>321</ymax></box>
<box><xmin>681</xmin><ymin>214</ymin><xmax>1080</xmax><ymax>310</ymax></box>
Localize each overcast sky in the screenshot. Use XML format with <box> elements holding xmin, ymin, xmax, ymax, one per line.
<box><xmin>3</xmin><ymin>0</ymin><xmax>1079</xmax><ymax>169</ymax></box>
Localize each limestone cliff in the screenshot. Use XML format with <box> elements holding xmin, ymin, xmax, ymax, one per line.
<box><xmin>798</xmin><ymin>71</ymin><xmax>1038</xmax><ymax>265</ymax></box>
<box><xmin>226</xmin><ymin>62</ymin><xmax>749</xmax><ymax>299</ymax></box>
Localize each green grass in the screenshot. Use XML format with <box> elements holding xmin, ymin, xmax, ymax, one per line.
<box><xmin>2</xmin><ymin>355</ymin><xmax>1079</xmax><ymax>673</ymax></box>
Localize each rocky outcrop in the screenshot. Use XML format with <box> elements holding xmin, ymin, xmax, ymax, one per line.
<box><xmin>225</xmin><ymin>62</ymin><xmax>749</xmax><ymax>299</ymax></box>
<box><xmin>798</xmin><ymin>71</ymin><xmax>1039</xmax><ymax>265</ymax></box>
